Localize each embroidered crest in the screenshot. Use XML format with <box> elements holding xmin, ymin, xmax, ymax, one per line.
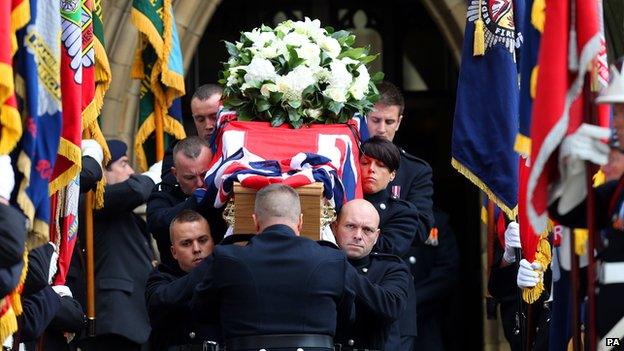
<box><xmin>467</xmin><ymin>0</ymin><xmax>523</xmax><ymax>59</ymax></box>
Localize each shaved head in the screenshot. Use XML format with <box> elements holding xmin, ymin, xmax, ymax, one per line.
<box><xmin>333</xmin><ymin>199</ymin><xmax>380</xmax><ymax>259</ymax></box>
<box><xmin>253</xmin><ymin>184</ymin><xmax>303</xmax><ymax>233</ymax></box>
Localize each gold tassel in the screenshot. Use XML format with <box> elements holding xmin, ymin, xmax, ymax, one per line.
<box><xmin>574</xmin><ymin>228</ymin><xmax>588</xmax><ymax>256</ymax></box>
<box><xmin>531</xmin><ymin>0</ymin><xmax>546</xmax><ymax>33</ymax></box>
<box><xmin>473</xmin><ymin>19</ymin><xmax>485</xmax><ymax>56</ymax></box>
<box><xmin>522</xmin><ymin>232</ymin><xmax>551</xmax><ymax>304</ymax></box>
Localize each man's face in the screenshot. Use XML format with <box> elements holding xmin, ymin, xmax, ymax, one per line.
<box><xmin>603</xmin><ymin>149</ymin><xmax>624</xmax><ymax>182</ymax></box>
<box><xmin>367</xmin><ymin>103</ymin><xmax>402</xmax><ymax>141</ymax></box>
<box><xmin>172</xmin><ymin>147</ymin><xmax>213</xmax><ymax>195</ymax></box>
<box><xmin>170</xmin><ymin>220</ymin><xmax>213</xmax><ymax>272</ymax></box>
<box><xmin>333</xmin><ymin>203</ymin><xmax>380</xmax><ymax>260</ymax></box>
<box><xmin>191</xmin><ymin>94</ymin><xmax>222</xmax><ymax>141</ymax></box>
<box><xmin>613</xmin><ymin>104</ymin><xmax>624</xmax><ymax>148</ymax></box>
<box><xmin>359</xmin><ymin>155</ymin><xmax>396</xmax><ymax>194</ymax></box>
<box><xmin>104</xmin><ymin>156</ymin><xmax>134</xmax><ymax>185</ymax></box>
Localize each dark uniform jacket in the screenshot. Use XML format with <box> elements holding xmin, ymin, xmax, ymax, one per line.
<box><xmin>335</xmin><ymin>252</ymin><xmax>410</xmax><ymax>351</ymax></box>
<box><xmin>365</xmin><ymin>190</ymin><xmax>419</xmax><ymax>337</ymax></box>
<box><xmin>389</xmin><ymin>149</ymin><xmax>435</xmax><ymax>243</ymax></box>
<box><xmin>191</xmin><ymin>224</ymin><xmax>354</xmax><ymax>341</ymax></box>
<box><xmin>550</xmin><ymin>178</ymin><xmax>624</xmax><ymax>340</ymax></box>
<box><xmin>146</xmin><ymin>262</ymin><xmax>222</xmax><ymax>350</ymax></box>
<box><xmin>0</xmin><ymin>203</ymin><xmax>27</xmax><ymax>269</ymax></box>
<box><xmin>408</xmin><ymin>209</ymin><xmax>459</xmax><ymax>350</ymax></box>
<box><xmin>146</xmin><ymin>178</ymin><xmax>226</xmax><ymax>269</ymax></box>
<box><xmin>68</xmin><ymin>174</ymin><xmax>155</xmax><ymax>344</ymax></box>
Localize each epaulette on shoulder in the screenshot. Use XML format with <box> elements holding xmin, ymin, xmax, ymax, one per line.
<box><xmin>317</xmin><ymin>240</ymin><xmax>340</xmax><ymax>250</ymax></box>
<box><xmin>370</xmin><ymin>251</ymin><xmax>403</xmax><ymax>263</ymax></box>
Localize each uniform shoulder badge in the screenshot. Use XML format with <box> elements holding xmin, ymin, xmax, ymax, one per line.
<box><xmin>466</xmin><ymin>0</ymin><xmax>523</xmax><ymax>58</ymax></box>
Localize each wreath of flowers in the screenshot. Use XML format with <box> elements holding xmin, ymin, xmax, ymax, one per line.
<box><xmin>219</xmin><ymin>18</ymin><xmax>384</xmax><ymax>128</ymax></box>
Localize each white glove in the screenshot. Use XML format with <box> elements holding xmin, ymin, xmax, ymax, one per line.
<box><xmin>556</xmin><ymin>124</ymin><xmax>610</xmax><ymax>214</ymax></box>
<box><xmin>142</xmin><ymin>160</ymin><xmax>162</xmax><ymax>185</ymax></box>
<box><xmin>503</xmin><ymin>221</ymin><xmax>521</xmax><ymax>263</ymax></box>
<box><xmin>48</xmin><ymin>242</ymin><xmax>58</xmax><ymax>284</ymax></box>
<box><xmin>81</xmin><ymin>139</ymin><xmax>104</xmax><ymax>166</ymax></box>
<box><xmin>517</xmin><ymin>259</ymin><xmax>543</xmax><ymax>288</ymax></box>
<box><xmin>52</xmin><ymin>285</ymin><xmax>73</xmax><ymax>298</ymax></box>
<box><xmin>0</xmin><ymin>155</ymin><xmax>15</xmax><ymax>201</ymax></box>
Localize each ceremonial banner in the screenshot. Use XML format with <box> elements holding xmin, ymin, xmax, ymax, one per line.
<box><xmin>131</xmin><ymin>0</ymin><xmax>185</xmax><ymax>171</ymax></box>
<box><xmin>3</xmin><ymin>0</ymin><xmax>59</xmax><ymax>341</ymax></box>
<box><xmin>526</xmin><ymin>0</ymin><xmax>603</xmax><ymax>233</ymax></box>
<box><xmin>0</xmin><ymin>0</ymin><xmax>29</xmax><ymax>155</ymax></box>
<box><xmin>13</xmin><ymin>0</ymin><xmax>62</xmax><ymax>247</ymax></box>
<box><xmin>451</xmin><ymin>0</ymin><xmax>524</xmax><ymax>219</ymax></box>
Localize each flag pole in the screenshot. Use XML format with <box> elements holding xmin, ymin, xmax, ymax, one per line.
<box><xmin>584</xmin><ymin>73</ymin><xmax>599</xmax><ymax>351</ymax></box>
<box><xmin>85</xmin><ymin>190</ymin><xmax>96</xmax><ymax>336</ymax></box>
<box><xmin>154</xmin><ymin>105</ymin><xmax>165</xmax><ymax>162</ymax></box>
<box><xmin>570</xmin><ymin>227</ymin><xmax>582</xmax><ymax>351</ymax></box>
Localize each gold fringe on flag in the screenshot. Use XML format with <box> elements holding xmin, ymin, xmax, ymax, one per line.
<box><xmin>49</xmin><ymin>138</ymin><xmax>82</xmax><ymax>196</ymax></box>
<box><xmin>451</xmin><ymin>158</ymin><xmax>518</xmax><ymax>219</ymax></box>
<box><xmin>0</xmin><ymin>248</ymin><xmax>28</xmax><ymax>342</ymax></box>
<box><xmin>134</xmin><ymin>111</ymin><xmax>186</xmax><ymax>171</ymax></box>
<box><xmin>531</xmin><ymin>0</ymin><xmax>546</xmax><ymax>33</ymax></box>
<box><xmin>522</xmin><ymin>231</ymin><xmax>551</xmax><ymax>304</ymax></box>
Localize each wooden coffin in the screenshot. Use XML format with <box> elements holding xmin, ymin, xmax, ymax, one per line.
<box><xmin>232</xmin><ymin>182</ymin><xmax>324</xmax><ymax>241</ymax></box>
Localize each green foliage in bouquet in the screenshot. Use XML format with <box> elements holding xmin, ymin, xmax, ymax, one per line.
<box><xmin>218</xmin><ymin>18</ymin><xmax>384</xmax><ymax>128</ymax></box>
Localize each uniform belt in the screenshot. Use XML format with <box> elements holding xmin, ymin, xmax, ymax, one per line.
<box><xmin>226</xmin><ymin>334</ymin><xmax>333</xmax><ymax>350</ymax></box>
<box><xmin>599</xmin><ymin>261</ymin><xmax>624</xmax><ymax>284</ymax></box>
<box><xmin>168</xmin><ymin>340</ymin><xmax>220</xmax><ymax>351</ymax></box>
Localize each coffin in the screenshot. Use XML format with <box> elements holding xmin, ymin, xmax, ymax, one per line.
<box><xmin>232</xmin><ymin>182</ymin><xmax>325</xmax><ymax>241</ymax></box>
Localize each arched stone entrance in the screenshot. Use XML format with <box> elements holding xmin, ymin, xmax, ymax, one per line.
<box><xmin>98</xmin><ymin>0</ymin><xmax>465</xmax><ymax>147</ymax></box>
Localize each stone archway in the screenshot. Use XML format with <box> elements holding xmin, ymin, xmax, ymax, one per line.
<box><xmin>99</xmin><ymin>0</ymin><xmax>465</xmax><ymax>156</ymax></box>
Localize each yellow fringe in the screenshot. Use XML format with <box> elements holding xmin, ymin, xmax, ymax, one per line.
<box><xmin>0</xmin><ymin>103</ymin><xmax>22</xmax><ymax>155</ymax></box>
<box><xmin>0</xmin><ymin>62</ymin><xmax>12</xmax><ymax>104</ymax></box>
<box><xmin>10</xmin><ymin>0</ymin><xmax>30</xmax><ymax>55</ymax></box>
<box><xmin>131</xmin><ymin>43</ymin><xmax>145</xmax><ymax>79</ymax></box>
<box><xmin>49</xmin><ymin>138</ymin><xmax>82</xmax><ymax>195</ymax></box>
<box><xmin>28</xmin><ymin>219</ymin><xmax>49</xmax><ymax>249</ymax></box>
<box><xmin>10</xmin><ymin>249</ymin><xmax>28</xmax><ymax>316</ymax></box>
<box><xmin>522</xmin><ymin>232</ymin><xmax>551</xmax><ymax>303</ymax></box>
<box><xmin>530</xmin><ymin>66</ymin><xmax>539</xmax><ymax>99</ymax></box>
<box><xmin>531</xmin><ymin>0</ymin><xmax>546</xmax><ymax>33</ymax></box>
<box><xmin>134</xmin><ymin>110</ymin><xmax>186</xmax><ymax>171</ymax></box>
<box><xmin>514</xmin><ymin>134</ymin><xmax>532</xmax><ymax>158</ymax></box>
<box><xmin>593</xmin><ymin>169</ymin><xmax>605</xmax><ymax>187</ymax></box>
<box><xmin>451</xmin><ymin>157</ymin><xmax>518</xmax><ymax>219</ymax></box>
<box><xmin>574</xmin><ymin>228</ymin><xmax>588</xmax><ymax>256</ymax></box>
<box><xmin>0</xmin><ymin>298</ymin><xmax>17</xmax><ymax>343</ymax></box>
<box><xmin>481</xmin><ymin>205</ymin><xmax>488</xmax><ymax>224</ymax></box>
<box><xmin>160</xmin><ymin>0</ymin><xmax>185</xmax><ymax>95</ymax></box>
<box><xmin>130</xmin><ymin>9</ymin><xmax>165</xmax><ymax>60</ymax></box>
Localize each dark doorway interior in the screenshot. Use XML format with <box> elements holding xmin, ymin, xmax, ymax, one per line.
<box><xmin>184</xmin><ymin>1</ymin><xmax>481</xmax><ymax>348</ymax></box>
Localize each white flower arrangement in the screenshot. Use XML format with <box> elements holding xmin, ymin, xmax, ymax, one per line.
<box><xmin>219</xmin><ymin>17</ymin><xmax>383</xmax><ymax>128</ymax></box>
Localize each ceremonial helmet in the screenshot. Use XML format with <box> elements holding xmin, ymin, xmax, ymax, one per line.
<box><xmin>597</xmin><ymin>57</ymin><xmax>624</xmax><ymax>104</ymax></box>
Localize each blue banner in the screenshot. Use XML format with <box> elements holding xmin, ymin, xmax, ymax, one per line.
<box><xmin>12</xmin><ymin>0</ymin><xmax>62</xmax><ymax>247</ymax></box>
<box><xmin>451</xmin><ymin>0</ymin><xmax>524</xmax><ymax>219</ymax></box>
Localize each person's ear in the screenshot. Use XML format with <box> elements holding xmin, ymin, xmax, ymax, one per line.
<box><xmin>296</xmin><ymin>214</ymin><xmax>304</xmax><ymax>235</ymax></box>
<box><xmin>396</xmin><ymin>114</ymin><xmax>403</xmax><ymax>131</ymax></box>
<box><xmin>170</xmin><ymin>245</ymin><xmax>176</xmax><ymax>260</ymax></box>
<box><xmin>171</xmin><ymin>166</ymin><xmax>177</xmax><ymax>178</ymax></box>
<box><xmin>390</xmin><ymin>170</ymin><xmax>396</xmax><ymax>182</ymax></box>
<box><xmin>252</xmin><ymin>214</ymin><xmax>260</xmax><ymax>233</ymax></box>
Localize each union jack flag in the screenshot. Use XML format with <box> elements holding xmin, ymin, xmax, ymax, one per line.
<box><xmin>200</xmin><ymin>112</ymin><xmax>364</xmax><ymax>209</ymax></box>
